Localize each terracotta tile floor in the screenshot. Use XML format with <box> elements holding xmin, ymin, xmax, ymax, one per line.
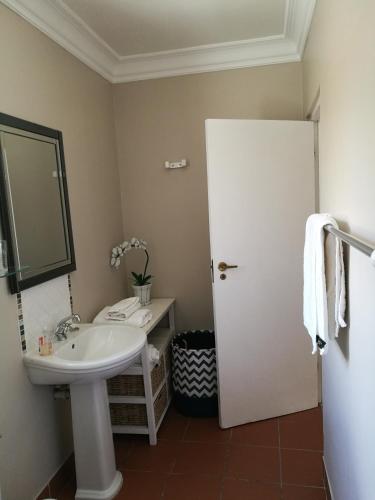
<box><xmin>53</xmin><ymin>405</ymin><xmax>327</xmax><ymax>499</ymax></box>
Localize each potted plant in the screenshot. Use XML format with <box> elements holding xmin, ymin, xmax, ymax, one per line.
<box><xmin>110</xmin><ymin>237</ymin><xmax>152</xmax><ymax>305</ymax></box>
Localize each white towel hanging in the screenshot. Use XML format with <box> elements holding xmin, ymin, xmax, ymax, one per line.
<box><xmin>303</xmin><ymin>214</ymin><xmax>346</xmax><ymax>354</ymax></box>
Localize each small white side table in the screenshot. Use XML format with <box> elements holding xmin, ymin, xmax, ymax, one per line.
<box><xmin>108</xmin><ymin>298</ymin><xmax>175</xmax><ymax>445</ymax></box>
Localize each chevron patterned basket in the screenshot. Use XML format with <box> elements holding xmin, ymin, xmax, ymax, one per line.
<box><xmin>172</xmin><ymin>330</ymin><xmax>218</xmax><ymax>417</ymax></box>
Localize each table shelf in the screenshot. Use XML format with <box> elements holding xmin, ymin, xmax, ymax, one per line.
<box><xmin>108</xmin><ymin>298</ymin><xmax>175</xmax><ymax>445</ymax></box>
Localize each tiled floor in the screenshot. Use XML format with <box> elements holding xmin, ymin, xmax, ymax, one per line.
<box><xmin>53</xmin><ymin>405</ymin><xmax>328</xmax><ymax>500</ymax></box>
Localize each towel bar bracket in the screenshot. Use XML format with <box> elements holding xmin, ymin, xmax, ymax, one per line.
<box><xmin>324</xmin><ymin>224</ymin><xmax>375</xmax><ymax>265</ymax></box>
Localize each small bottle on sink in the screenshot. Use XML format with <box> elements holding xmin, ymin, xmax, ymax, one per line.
<box><xmin>38</xmin><ymin>332</ymin><xmax>53</xmax><ymax>356</ymax></box>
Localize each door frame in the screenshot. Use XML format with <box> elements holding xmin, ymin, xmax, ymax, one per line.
<box><xmin>307</xmin><ymin>90</ymin><xmax>322</xmax><ymax>403</ymax></box>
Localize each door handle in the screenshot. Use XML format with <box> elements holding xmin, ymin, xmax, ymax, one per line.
<box><xmin>217</xmin><ymin>261</ymin><xmax>238</xmax><ymax>272</ymax></box>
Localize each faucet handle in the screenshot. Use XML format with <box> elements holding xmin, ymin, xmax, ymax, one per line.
<box><xmin>57</xmin><ymin>313</ymin><xmax>81</xmax><ymax>327</ymax></box>
<box><xmin>69</xmin><ymin>314</ymin><xmax>81</xmax><ymax>331</ymax></box>
<box><xmin>55</xmin><ymin>313</ymin><xmax>81</xmax><ymax>341</ymax></box>
<box><xmin>71</xmin><ymin>313</ymin><xmax>81</xmax><ymax>324</ymax></box>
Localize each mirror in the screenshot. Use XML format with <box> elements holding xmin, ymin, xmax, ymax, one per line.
<box><xmin>0</xmin><ymin>113</ymin><xmax>75</xmax><ymax>293</ymax></box>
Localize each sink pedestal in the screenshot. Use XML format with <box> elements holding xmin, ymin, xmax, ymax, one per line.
<box><xmin>70</xmin><ymin>380</ymin><xmax>123</xmax><ymax>500</ymax></box>
<box><xmin>23</xmin><ymin>323</ymin><xmax>146</xmax><ymax>498</ymax></box>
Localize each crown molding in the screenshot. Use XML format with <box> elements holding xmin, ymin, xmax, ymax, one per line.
<box><xmin>112</xmin><ymin>36</ymin><xmax>299</xmax><ymax>83</ymax></box>
<box><xmin>1</xmin><ymin>0</ymin><xmax>316</xmax><ymax>83</ymax></box>
<box><xmin>285</xmin><ymin>0</ymin><xmax>317</xmax><ymax>56</ymax></box>
<box><xmin>1</xmin><ymin>0</ymin><xmax>117</xmax><ymax>80</ymax></box>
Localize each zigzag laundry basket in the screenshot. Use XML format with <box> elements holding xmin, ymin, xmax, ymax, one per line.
<box><xmin>172</xmin><ymin>330</ymin><xmax>218</xmax><ymax>417</ymax></box>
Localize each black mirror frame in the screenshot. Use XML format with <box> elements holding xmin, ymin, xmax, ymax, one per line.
<box><xmin>0</xmin><ymin>112</ymin><xmax>76</xmax><ymax>294</ymax></box>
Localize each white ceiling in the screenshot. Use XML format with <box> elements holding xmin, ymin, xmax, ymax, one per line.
<box><xmin>62</xmin><ymin>0</ymin><xmax>287</xmax><ymax>56</ymax></box>
<box><xmin>1</xmin><ymin>0</ymin><xmax>316</xmax><ymax>83</ymax></box>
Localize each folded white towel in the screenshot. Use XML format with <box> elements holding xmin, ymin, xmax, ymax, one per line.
<box><xmin>148</xmin><ymin>343</ymin><xmax>160</xmax><ymax>364</ymax></box>
<box><xmin>106</xmin><ymin>304</ymin><xmax>140</xmax><ymax>320</ymax></box>
<box><xmin>102</xmin><ymin>314</ymin><xmax>126</xmax><ymax>322</ymax></box>
<box><xmin>107</xmin><ymin>297</ymin><xmax>140</xmax><ymax>319</ymax></box>
<box><xmin>102</xmin><ymin>307</ymin><xmax>152</xmax><ymax>327</ymax></box>
<box><xmin>303</xmin><ymin>214</ymin><xmax>346</xmax><ymax>354</ymax></box>
<box><xmin>108</xmin><ymin>297</ymin><xmax>139</xmax><ymax>314</ymax></box>
<box><xmin>123</xmin><ymin>309</ymin><xmax>153</xmax><ymax>328</ymax></box>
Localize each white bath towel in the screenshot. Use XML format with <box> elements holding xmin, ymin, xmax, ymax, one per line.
<box><xmin>99</xmin><ymin>307</ymin><xmax>152</xmax><ymax>327</ymax></box>
<box><xmin>107</xmin><ymin>297</ymin><xmax>140</xmax><ymax>319</ymax></box>
<box><xmin>109</xmin><ymin>296</ymin><xmax>139</xmax><ymax>311</ymax></box>
<box><xmin>303</xmin><ymin>214</ymin><xmax>346</xmax><ymax>354</ymax></box>
<box><xmin>148</xmin><ymin>344</ymin><xmax>160</xmax><ymax>364</ymax></box>
<box><xmin>123</xmin><ymin>309</ymin><xmax>153</xmax><ymax>328</ymax></box>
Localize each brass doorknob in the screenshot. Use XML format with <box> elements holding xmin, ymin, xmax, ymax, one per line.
<box><xmin>218</xmin><ymin>261</ymin><xmax>238</xmax><ymax>272</ymax></box>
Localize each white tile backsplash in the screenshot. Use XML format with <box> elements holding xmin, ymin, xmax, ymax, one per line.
<box><xmin>21</xmin><ymin>275</ymin><xmax>71</xmax><ymax>352</ymax></box>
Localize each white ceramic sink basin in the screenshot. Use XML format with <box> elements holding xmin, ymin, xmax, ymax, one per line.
<box><xmin>23</xmin><ymin>323</ymin><xmax>146</xmax><ymax>385</ymax></box>
<box><xmin>23</xmin><ymin>322</ymin><xmax>146</xmax><ymax>499</ymax></box>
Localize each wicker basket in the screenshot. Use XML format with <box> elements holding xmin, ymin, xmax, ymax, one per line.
<box><xmin>107</xmin><ymin>374</ymin><xmax>144</xmax><ymax>397</ymax></box>
<box><xmin>110</xmin><ymin>383</ymin><xmax>168</xmax><ymax>427</ymax></box>
<box><xmin>107</xmin><ymin>354</ymin><xmax>165</xmax><ymax>397</ymax></box>
<box><xmin>154</xmin><ymin>383</ymin><xmax>168</xmax><ymax>424</ymax></box>
<box><xmin>151</xmin><ymin>354</ymin><xmax>165</xmax><ymax>394</ymax></box>
<box><xmin>110</xmin><ymin>402</ymin><xmax>147</xmax><ymax>426</ymax></box>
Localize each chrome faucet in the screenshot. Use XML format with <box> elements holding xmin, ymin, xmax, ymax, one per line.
<box><xmin>55</xmin><ymin>313</ymin><xmax>81</xmax><ymax>341</ymax></box>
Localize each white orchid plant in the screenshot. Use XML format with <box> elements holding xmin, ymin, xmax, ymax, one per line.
<box><xmin>110</xmin><ymin>237</ymin><xmax>152</xmax><ymax>286</ymax></box>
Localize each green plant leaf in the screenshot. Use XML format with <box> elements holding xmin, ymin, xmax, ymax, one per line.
<box><xmin>129</xmin><ymin>270</ymin><xmax>153</xmax><ymax>286</ymax></box>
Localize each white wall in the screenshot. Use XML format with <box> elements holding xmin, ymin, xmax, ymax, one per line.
<box><xmin>303</xmin><ymin>2</ymin><xmax>375</xmax><ymax>499</ymax></box>
<box><xmin>7</xmin><ymin>0</ymin><xmax>375</xmax><ymax>498</ymax></box>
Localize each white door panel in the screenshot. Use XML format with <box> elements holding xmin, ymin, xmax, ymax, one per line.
<box><xmin>206</xmin><ymin>119</ymin><xmax>318</xmax><ymax>428</ymax></box>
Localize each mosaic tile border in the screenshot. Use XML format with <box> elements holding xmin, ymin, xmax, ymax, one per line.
<box><xmin>67</xmin><ymin>274</ymin><xmax>73</xmax><ymax>313</ymax></box>
<box><xmin>17</xmin><ymin>292</ymin><xmax>26</xmax><ymax>352</ymax></box>
<box><xmin>17</xmin><ymin>274</ymin><xmax>74</xmax><ymax>353</ymax></box>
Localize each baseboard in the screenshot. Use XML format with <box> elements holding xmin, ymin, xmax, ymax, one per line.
<box><xmin>323</xmin><ymin>456</ymin><xmax>335</xmax><ymax>500</ymax></box>
<box><xmin>35</xmin><ymin>453</ymin><xmax>75</xmax><ymax>499</ymax></box>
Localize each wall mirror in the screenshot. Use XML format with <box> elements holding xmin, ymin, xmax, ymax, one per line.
<box><xmin>0</xmin><ymin>112</ymin><xmax>76</xmax><ymax>293</ymax></box>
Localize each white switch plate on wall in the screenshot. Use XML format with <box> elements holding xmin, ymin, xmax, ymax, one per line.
<box><xmin>164</xmin><ymin>159</ymin><xmax>188</xmax><ymax>169</ymax></box>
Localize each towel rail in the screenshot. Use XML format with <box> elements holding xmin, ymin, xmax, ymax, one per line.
<box><xmin>325</xmin><ymin>224</ymin><xmax>375</xmax><ymax>260</ymax></box>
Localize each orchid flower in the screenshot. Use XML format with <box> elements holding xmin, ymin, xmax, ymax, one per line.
<box><xmin>110</xmin><ymin>237</ymin><xmax>151</xmax><ymax>285</ymax></box>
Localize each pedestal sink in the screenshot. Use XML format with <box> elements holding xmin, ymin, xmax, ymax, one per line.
<box><xmin>23</xmin><ymin>324</ymin><xmax>146</xmax><ymax>500</ymax></box>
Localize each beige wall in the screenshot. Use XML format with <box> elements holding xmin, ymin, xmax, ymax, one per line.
<box><xmin>0</xmin><ymin>5</ymin><xmax>125</xmax><ymax>498</ymax></box>
<box><xmin>0</xmin><ymin>6</ymin><xmax>313</xmax><ymax>498</ymax></box>
<box><xmin>3</xmin><ymin>1</ymin><xmax>374</xmax><ymax>497</ymax></box>
<box><xmin>113</xmin><ymin>63</ymin><xmax>304</xmax><ymax>330</ymax></box>
<box><xmin>303</xmin><ymin>2</ymin><xmax>375</xmax><ymax>499</ymax></box>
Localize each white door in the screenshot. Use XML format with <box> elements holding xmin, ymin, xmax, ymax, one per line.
<box><xmin>206</xmin><ymin>119</ymin><xmax>318</xmax><ymax>428</ymax></box>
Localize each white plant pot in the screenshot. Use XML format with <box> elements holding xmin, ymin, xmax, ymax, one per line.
<box><xmin>132</xmin><ymin>284</ymin><xmax>152</xmax><ymax>306</ymax></box>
